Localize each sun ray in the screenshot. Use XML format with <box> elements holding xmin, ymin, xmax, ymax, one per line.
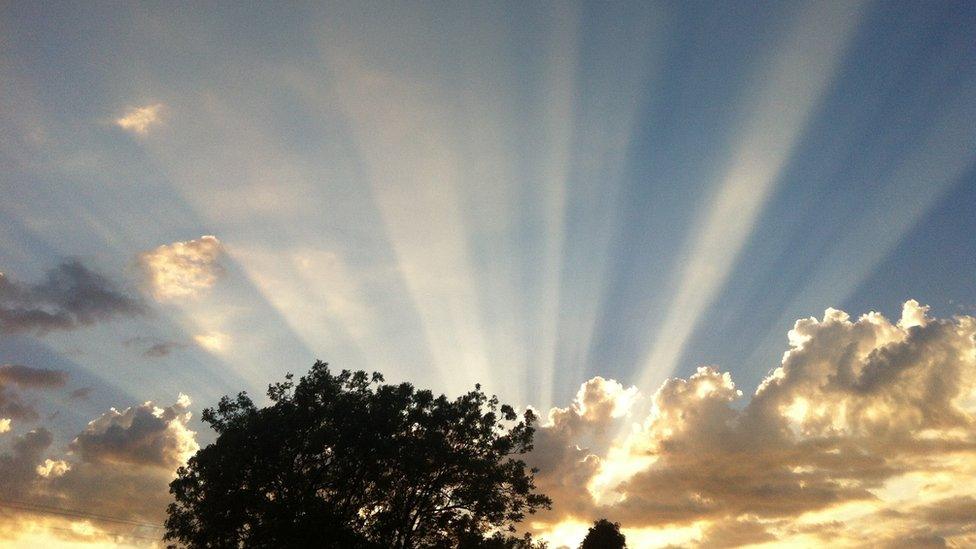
<box><xmin>635</xmin><ymin>2</ymin><xmax>865</xmax><ymax>392</ymax></box>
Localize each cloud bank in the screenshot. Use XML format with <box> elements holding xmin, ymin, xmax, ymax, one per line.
<box><xmin>0</xmin><ymin>261</ymin><xmax>144</xmax><ymax>335</ymax></box>
<box><xmin>0</xmin><ymin>395</ymin><xmax>198</xmax><ymax>545</ymax></box>
<box><xmin>2</xmin><ymin>301</ymin><xmax>974</xmax><ymax>547</ymax></box>
<box><xmin>530</xmin><ymin>301</ymin><xmax>976</xmax><ymax>547</ymax></box>
<box><xmin>139</xmin><ymin>236</ymin><xmax>224</xmax><ymax>301</ymax></box>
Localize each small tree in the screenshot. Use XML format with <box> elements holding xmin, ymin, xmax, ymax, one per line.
<box><xmin>165</xmin><ymin>361</ymin><xmax>550</xmax><ymax>548</ymax></box>
<box><xmin>580</xmin><ymin>519</ymin><xmax>626</xmax><ymax>549</ymax></box>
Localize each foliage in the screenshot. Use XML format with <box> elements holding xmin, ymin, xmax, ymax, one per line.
<box><xmin>579</xmin><ymin>519</ymin><xmax>626</xmax><ymax>549</ymax></box>
<box><xmin>165</xmin><ymin>361</ymin><xmax>550</xmax><ymax>548</ymax></box>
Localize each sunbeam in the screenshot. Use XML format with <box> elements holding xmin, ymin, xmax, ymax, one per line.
<box><xmin>635</xmin><ymin>2</ymin><xmax>865</xmax><ymax>391</ymax></box>
<box><xmin>3</xmin><ymin>3</ymin><xmax>976</xmax><ymax>546</ymax></box>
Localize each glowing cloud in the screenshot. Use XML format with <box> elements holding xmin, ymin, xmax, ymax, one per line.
<box><xmin>35</xmin><ymin>459</ymin><xmax>70</xmax><ymax>478</ymax></box>
<box><xmin>0</xmin><ymin>394</ymin><xmax>198</xmax><ymax>546</ymax></box>
<box><xmin>194</xmin><ymin>330</ymin><xmax>229</xmax><ymax>353</ymax></box>
<box><xmin>140</xmin><ymin>235</ymin><xmax>224</xmax><ymax>301</ymax></box>
<box><xmin>531</xmin><ymin>301</ymin><xmax>976</xmax><ymax>547</ymax></box>
<box><xmin>115</xmin><ymin>103</ymin><xmax>163</xmax><ymax>135</ymax></box>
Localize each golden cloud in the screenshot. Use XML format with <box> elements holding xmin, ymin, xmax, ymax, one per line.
<box><xmin>139</xmin><ymin>235</ymin><xmax>224</xmax><ymax>301</ymax></box>
<box><xmin>115</xmin><ymin>103</ymin><xmax>163</xmax><ymax>135</ymax></box>
<box><xmin>531</xmin><ymin>301</ymin><xmax>976</xmax><ymax>547</ymax></box>
<box><xmin>0</xmin><ymin>395</ymin><xmax>198</xmax><ymax>546</ymax></box>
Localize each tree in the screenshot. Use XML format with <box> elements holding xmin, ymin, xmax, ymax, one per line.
<box><xmin>579</xmin><ymin>519</ymin><xmax>626</xmax><ymax>549</ymax></box>
<box><xmin>165</xmin><ymin>361</ymin><xmax>551</xmax><ymax>548</ymax></box>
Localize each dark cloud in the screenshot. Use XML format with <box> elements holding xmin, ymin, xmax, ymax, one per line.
<box><xmin>0</xmin><ymin>428</ymin><xmax>52</xmax><ymax>498</ymax></box>
<box><xmin>917</xmin><ymin>496</ymin><xmax>976</xmax><ymax>527</ymax></box>
<box><xmin>0</xmin><ymin>260</ymin><xmax>145</xmax><ymax>336</ymax></box>
<box><xmin>696</xmin><ymin>518</ymin><xmax>777</xmax><ymax>548</ymax></box>
<box><xmin>0</xmin><ymin>364</ymin><xmax>68</xmax><ymax>421</ymax></box>
<box><xmin>124</xmin><ymin>337</ymin><xmax>185</xmax><ymax>358</ymax></box>
<box><xmin>0</xmin><ymin>388</ymin><xmax>37</xmax><ymax>421</ymax></box>
<box><xmin>68</xmin><ymin>387</ymin><xmax>93</xmax><ymax>400</ymax></box>
<box><xmin>69</xmin><ymin>394</ymin><xmax>196</xmax><ymax>468</ymax></box>
<box><xmin>0</xmin><ymin>396</ymin><xmax>197</xmax><ymax>540</ymax></box>
<box><xmin>0</xmin><ymin>364</ymin><xmax>68</xmax><ymax>388</ymax></box>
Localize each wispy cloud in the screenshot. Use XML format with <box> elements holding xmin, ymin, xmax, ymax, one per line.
<box><xmin>115</xmin><ymin>103</ymin><xmax>163</xmax><ymax>135</ymax></box>
<box><xmin>124</xmin><ymin>336</ymin><xmax>185</xmax><ymax>358</ymax></box>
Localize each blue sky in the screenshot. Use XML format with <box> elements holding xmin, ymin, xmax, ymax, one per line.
<box><xmin>2</xmin><ymin>0</ymin><xmax>975</xmax><ymax>461</ymax></box>
<box><xmin>4</xmin><ymin>2</ymin><xmax>976</xmax><ymax>547</ymax></box>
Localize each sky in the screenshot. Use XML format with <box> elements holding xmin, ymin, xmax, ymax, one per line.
<box><xmin>1</xmin><ymin>1</ymin><xmax>975</xmax><ymax>547</ymax></box>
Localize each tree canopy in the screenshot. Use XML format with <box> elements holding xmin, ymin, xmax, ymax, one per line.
<box><xmin>164</xmin><ymin>361</ymin><xmax>550</xmax><ymax>548</ymax></box>
<box><xmin>579</xmin><ymin>519</ymin><xmax>626</xmax><ymax>549</ymax></box>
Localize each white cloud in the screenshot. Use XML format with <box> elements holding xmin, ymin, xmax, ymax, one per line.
<box><xmin>35</xmin><ymin>459</ymin><xmax>70</xmax><ymax>478</ymax></box>
<box><xmin>139</xmin><ymin>235</ymin><xmax>224</xmax><ymax>301</ymax></box>
<box><xmin>115</xmin><ymin>103</ymin><xmax>163</xmax><ymax>135</ymax></box>
<box><xmin>194</xmin><ymin>330</ymin><xmax>229</xmax><ymax>353</ymax></box>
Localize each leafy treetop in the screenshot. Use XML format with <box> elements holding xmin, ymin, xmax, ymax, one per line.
<box><xmin>165</xmin><ymin>361</ymin><xmax>550</xmax><ymax>548</ymax></box>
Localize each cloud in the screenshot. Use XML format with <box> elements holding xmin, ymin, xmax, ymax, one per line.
<box><xmin>0</xmin><ymin>428</ymin><xmax>53</xmax><ymax>499</ymax></box>
<box><xmin>0</xmin><ymin>395</ymin><xmax>198</xmax><ymax>545</ymax></box>
<box><xmin>0</xmin><ymin>261</ymin><xmax>145</xmax><ymax>335</ymax></box>
<box><xmin>124</xmin><ymin>336</ymin><xmax>185</xmax><ymax>358</ymax></box>
<box><xmin>193</xmin><ymin>330</ymin><xmax>229</xmax><ymax>353</ymax></box>
<box><xmin>0</xmin><ymin>364</ymin><xmax>68</xmax><ymax>423</ymax></box>
<box><xmin>69</xmin><ymin>393</ymin><xmax>197</xmax><ymax>468</ymax></box>
<box><xmin>527</xmin><ymin>377</ymin><xmax>641</xmax><ymax>521</ymax></box>
<box><xmin>0</xmin><ymin>364</ymin><xmax>68</xmax><ymax>388</ymax></box>
<box><xmin>68</xmin><ymin>387</ymin><xmax>93</xmax><ymax>400</ymax></box>
<box><xmin>139</xmin><ymin>236</ymin><xmax>224</xmax><ymax>301</ymax></box>
<box><xmin>531</xmin><ymin>301</ymin><xmax>976</xmax><ymax>547</ymax></box>
<box><xmin>115</xmin><ymin>103</ymin><xmax>163</xmax><ymax>135</ymax></box>
<box><xmin>35</xmin><ymin>458</ymin><xmax>70</xmax><ymax>478</ymax></box>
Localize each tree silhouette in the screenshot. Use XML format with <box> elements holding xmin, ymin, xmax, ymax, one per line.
<box><xmin>579</xmin><ymin>519</ymin><xmax>626</xmax><ymax>549</ymax></box>
<box><xmin>164</xmin><ymin>361</ymin><xmax>550</xmax><ymax>548</ymax></box>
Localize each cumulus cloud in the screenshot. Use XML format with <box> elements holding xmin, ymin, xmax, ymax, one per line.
<box><xmin>531</xmin><ymin>301</ymin><xmax>976</xmax><ymax>547</ymax></box>
<box><xmin>3</xmin><ymin>300</ymin><xmax>974</xmax><ymax>547</ymax></box>
<box><xmin>35</xmin><ymin>458</ymin><xmax>70</xmax><ymax>478</ymax></box>
<box><xmin>139</xmin><ymin>236</ymin><xmax>224</xmax><ymax>301</ymax></box>
<box><xmin>69</xmin><ymin>393</ymin><xmax>197</xmax><ymax>468</ymax></box>
<box><xmin>0</xmin><ymin>395</ymin><xmax>198</xmax><ymax>545</ymax></box>
<box><xmin>0</xmin><ymin>261</ymin><xmax>144</xmax><ymax>335</ymax></box>
<box><xmin>527</xmin><ymin>377</ymin><xmax>641</xmax><ymax>521</ymax></box>
<box><xmin>115</xmin><ymin>103</ymin><xmax>163</xmax><ymax>135</ymax></box>
<box><xmin>0</xmin><ymin>428</ymin><xmax>53</xmax><ymax>499</ymax></box>
<box><xmin>0</xmin><ymin>364</ymin><xmax>68</xmax><ymax>423</ymax></box>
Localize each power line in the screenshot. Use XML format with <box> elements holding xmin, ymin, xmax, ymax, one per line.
<box><xmin>0</xmin><ymin>499</ymin><xmax>164</xmax><ymax>530</ymax></box>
